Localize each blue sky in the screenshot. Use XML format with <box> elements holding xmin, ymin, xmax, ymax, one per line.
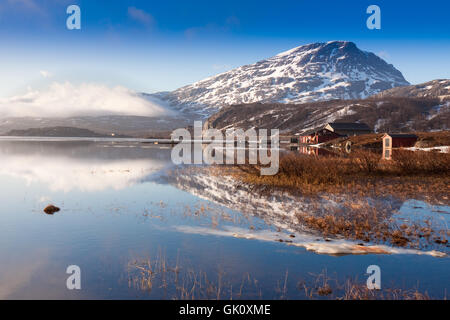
<box><xmin>0</xmin><ymin>0</ymin><xmax>449</xmax><ymax>97</ymax></box>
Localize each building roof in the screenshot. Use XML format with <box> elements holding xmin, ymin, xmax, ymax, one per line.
<box><xmin>383</xmin><ymin>133</ymin><xmax>418</xmax><ymax>139</ymax></box>
<box><xmin>326</xmin><ymin>122</ymin><xmax>371</xmax><ymax>131</ymax></box>
<box><xmin>301</xmin><ymin>128</ymin><xmax>335</xmax><ymax>136</ymax></box>
<box><xmin>301</xmin><ymin>129</ymin><xmax>318</xmax><ymax>136</ymax></box>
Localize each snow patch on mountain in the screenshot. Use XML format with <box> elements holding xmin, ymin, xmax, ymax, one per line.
<box><xmin>373</xmin><ymin>79</ymin><xmax>450</xmax><ymax>101</ymax></box>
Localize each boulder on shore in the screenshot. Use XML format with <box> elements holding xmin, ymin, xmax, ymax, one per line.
<box><xmin>44</xmin><ymin>205</ymin><xmax>60</xmax><ymax>215</ymax></box>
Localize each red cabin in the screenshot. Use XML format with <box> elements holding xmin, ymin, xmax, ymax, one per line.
<box><xmin>300</xmin><ymin>128</ymin><xmax>341</xmax><ymax>144</ymax></box>
<box><xmin>382</xmin><ymin>133</ymin><xmax>418</xmax><ymax>148</ymax></box>
<box><xmin>382</xmin><ymin>133</ymin><xmax>418</xmax><ymax>160</ymax></box>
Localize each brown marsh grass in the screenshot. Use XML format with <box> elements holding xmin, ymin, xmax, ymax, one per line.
<box><xmin>128</xmin><ymin>248</ymin><xmax>264</xmax><ymax>300</ymax></box>
<box><xmin>295</xmin><ymin>200</ymin><xmax>449</xmax><ymax>249</ymax></box>
<box><xmin>128</xmin><ymin>254</ymin><xmax>439</xmax><ymax>300</ymax></box>
<box><xmin>299</xmin><ymin>269</ymin><xmax>434</xmax><ymax>300</ymax></box>
<box><xmin>212</xmin><ymin>150</ymin><xmax>449</xmax><ymax>249</ymax></box>
<box><xmin>228</xmin><ymin>149</ymin><xmax>450</xmax><ymax>203</ymax></box>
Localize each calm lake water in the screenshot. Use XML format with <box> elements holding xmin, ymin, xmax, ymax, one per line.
<box><xmin>0</xmin><ymin>139</ymin><xmax>448</xmax><ymax>299</ymax></box>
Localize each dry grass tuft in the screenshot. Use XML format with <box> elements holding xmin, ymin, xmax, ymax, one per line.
<box><xmin>299</xmin><ymin>269</ymin><xmax>433</xmax><ymax>300</ymax></box>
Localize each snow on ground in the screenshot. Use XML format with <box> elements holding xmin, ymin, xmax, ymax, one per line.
<box><xmin>406</xmin><ymin>146</ymin><xmax>450</xmax><ymax>153</ymax></box>
<box><xmin>175</xmin><ymin>225</ymin><xmax>446</xmax><ymax>257</ymax></box>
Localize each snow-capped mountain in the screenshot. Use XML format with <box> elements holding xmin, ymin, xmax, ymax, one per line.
<box><xmin>155</xmin><ymin>41</ymin><xmax>409</xmax><ymax>116</ymax></box>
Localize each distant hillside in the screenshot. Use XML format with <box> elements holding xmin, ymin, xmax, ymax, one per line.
<box><xmin>205</xmin><ymin>97</ymin><xmax>449</xmax><ymax>134</ymax></box>
<box><xmin>3</xmin><ymin>126</ymin><xmax>127</xmax><ymax>138</ymax></box>
<box><xmin>0</xmin><ymin>115</ymin><xmax>192</xmax><ymax>138</ymax></box>
<box><xmin>373</xmin><ymin>79</ymin><xmax>450</xmax><ymax>101</ymax></box>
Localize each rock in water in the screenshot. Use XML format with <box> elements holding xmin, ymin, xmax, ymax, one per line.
<box><xmin>44</xmin><ymin>204</ymin><xmax>60</xmax><ymax>215</ymax></box>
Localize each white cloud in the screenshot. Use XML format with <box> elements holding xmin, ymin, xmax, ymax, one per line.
<box><xmin>8</xmin><ymin>0</ymin><xmax>39</xmax><ymax>10</ymax></box>
<box><xmin>212</xmin><ymin>64</ymin><xmax>232</xmax><ymax>71</ymax></box>
<box><xmin>0</xmin><ymin>82</ymin><xmax>171</xmax><ymax>118</ymax></box>
<box><xmin>377</xmin><ymin>51</ymin><xmax>390</xmax><ymax>60</ymax></box>
<box><xmin>6</xmin><ymin>0</ymin><xmax>46</xmax><ymax>16</ymax></box>
<box><xmin>127</xmin><ymin>7</ymin><xmax>154</xmax><ymax>26</ymax></box>
<box><xmin>39</xmin><ymin>70</ymin><xmax>52</xmax><ymax>78</ymax></box>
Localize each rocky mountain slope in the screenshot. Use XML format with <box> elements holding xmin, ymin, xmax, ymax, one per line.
<box><xmin>372</xmin><ymin>79</ymin><xmax>450</xmax><ymax>101</ymax></box>
<box><xmin>155</xmin><ymin>41</ymin><xmax>409</xmax><ymax>116</ymax></box>
<box><xmin>205</xmin><ymin>96</ymin><xmax>449</xmax><ymax>134</ymax></box>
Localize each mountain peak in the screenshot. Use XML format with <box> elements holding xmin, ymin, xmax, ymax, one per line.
<box><xmin>155</xmin><ymin>41</ymin><xmax>410</xmax><ymax>116</ymax></box>
<box><xmin>275</xmin><ymin>41</ymin><xmax>354</xmax><ymax>58</ymax></box>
